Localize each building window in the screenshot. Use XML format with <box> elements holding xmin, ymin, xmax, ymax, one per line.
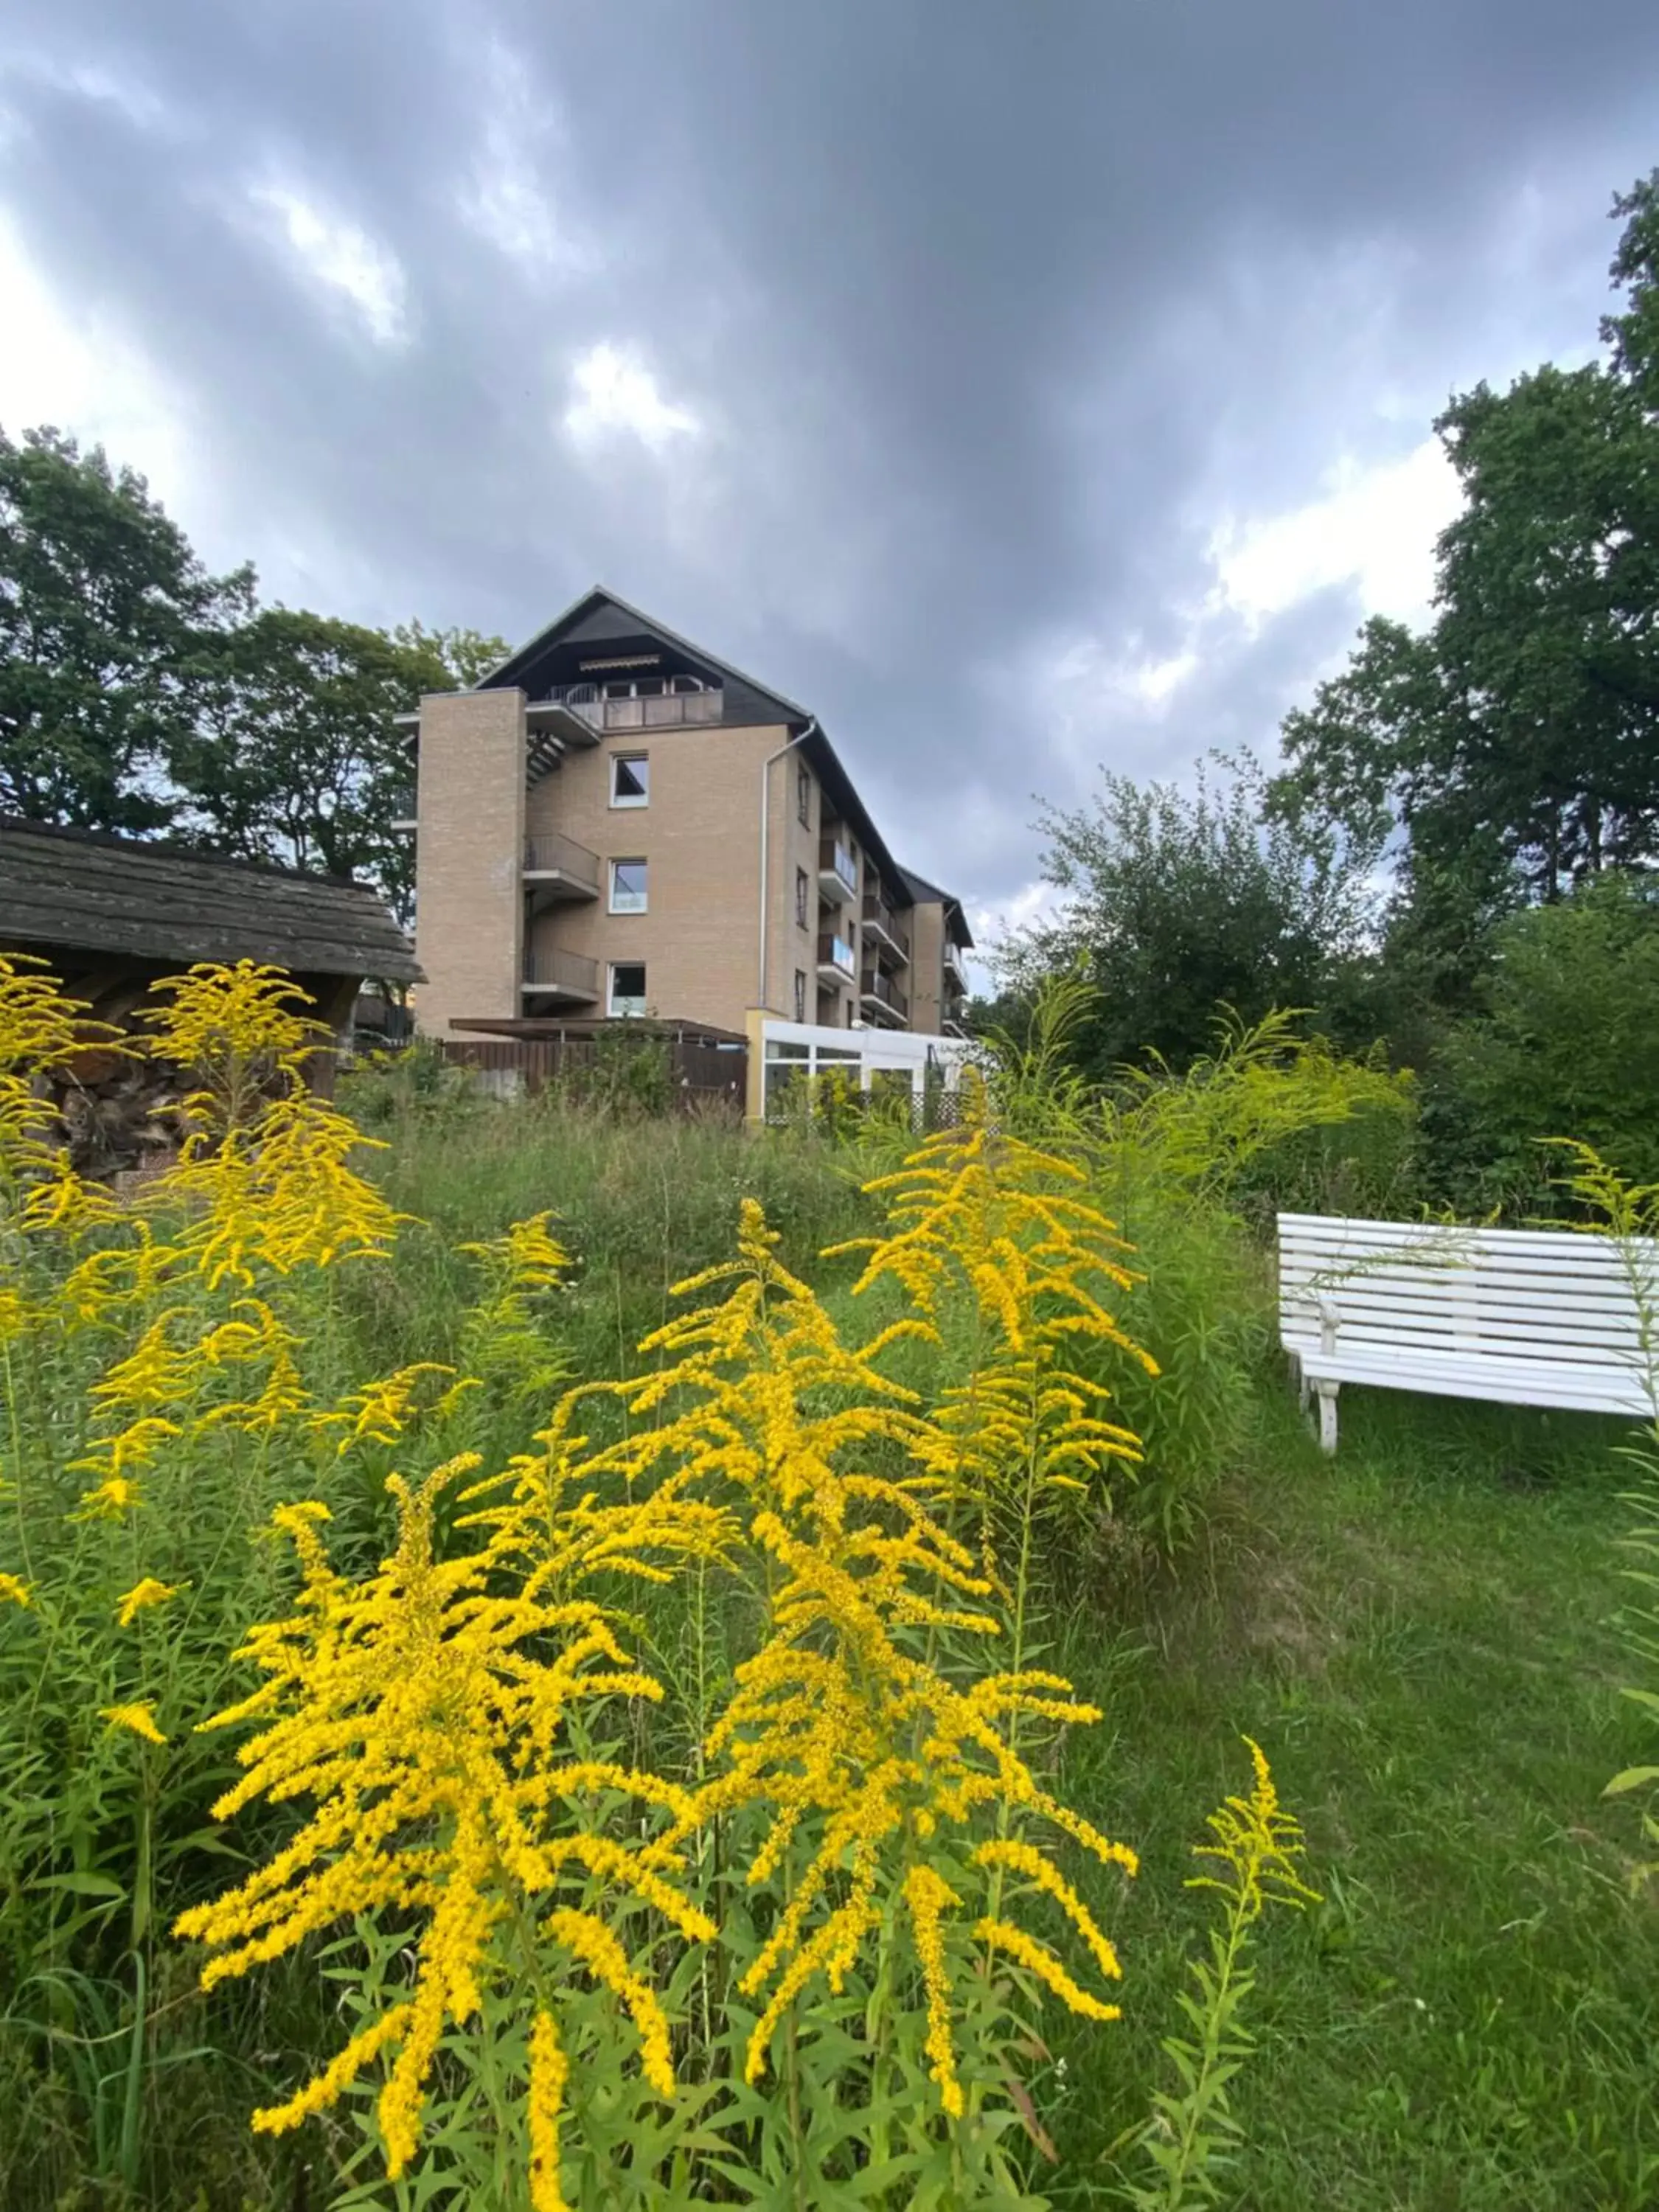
<box><xmin>611</xmin><ymin>754</ymin><xmax>649</xmax><ymax>808</ymax></box>
<box><xmin>609</xmin><ymin>858</ymin><xmax>648</xmax><ymax>914</ymax></box>
<box><xmin>795</xmin><ymin>867</ymin><xmax>810</xmax><ymax>930</ymax></box>
<box><xmin>608</xmin><ymin>962</ymin><xmax>647</xmax><ymax>1018</ymax></box>
<box><xmin>793</xmin><ymin>970</ymin><xmax>807</xmax><ymax>1023</ymax></box>
<box><xmin>796</xmin><ymin>762</ymin><xmax>812</xmax><ymax>827</ymax></box>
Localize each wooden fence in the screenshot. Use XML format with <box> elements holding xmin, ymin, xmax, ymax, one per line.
<box><xmin>440</xmin><ymin>1032</ymin><xmax>747</xmax><ymax>1116</ymax></box>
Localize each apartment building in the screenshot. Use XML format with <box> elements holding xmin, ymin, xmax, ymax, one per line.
<box><xmin>400</xmin><ymin>588</ymin><xmax>972</xmax><ymax>1043</ymax></box>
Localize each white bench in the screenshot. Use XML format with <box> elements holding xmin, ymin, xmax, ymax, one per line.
<box><xmin>1277</xmin><ymin>1211</ymin><xmax>1659</xmax><ymax>1452</ymax></box>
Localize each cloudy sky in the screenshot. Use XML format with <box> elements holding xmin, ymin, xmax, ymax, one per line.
<box><xmin>4</xmin><ymin>2</ymin><xmax>1658</xmax><ymax>949</ymax></box>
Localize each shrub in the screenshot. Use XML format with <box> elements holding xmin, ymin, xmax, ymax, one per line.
<box><xmin>1425</xmin><ymin>872</ymin><xmax>1659</xmax><ymax>1214</ymax></box>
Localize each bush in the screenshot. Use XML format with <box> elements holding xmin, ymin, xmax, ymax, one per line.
<box><xmin>1425</xmin><ymin>872</ymin><xmax>1659</xmax><ymax>1214</ymax></box>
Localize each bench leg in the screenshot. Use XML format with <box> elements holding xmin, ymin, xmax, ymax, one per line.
<box><xmin>1295</xmin><ymin>1361</ymin><xmax>1312</xmax><ymax>1416</ymax></box>
<box><xmin>1315</xmin><ymin>1382</ymin><xmax>1339</xmax><ymax>1456</ymax></box>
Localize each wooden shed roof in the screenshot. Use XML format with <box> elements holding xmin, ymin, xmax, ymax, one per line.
<box><xmin>0</xmin><ymin>818</ymin><xmax>423</xmax><ymax>984</ymax></box>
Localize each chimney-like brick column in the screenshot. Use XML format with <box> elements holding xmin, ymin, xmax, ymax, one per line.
<box><xmin>411</xmin><ymin>689</ymin><xmax>526</xmax><ymax>1037</ymax></box>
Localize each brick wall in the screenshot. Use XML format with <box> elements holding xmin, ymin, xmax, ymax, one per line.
<box><xmin>412</xmin><ymin>690</ymin><xmax>526</xmax><ymax>1037</ymax></box>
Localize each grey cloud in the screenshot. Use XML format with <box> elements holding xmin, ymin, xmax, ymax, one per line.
<box><xmin>3</xmin><ymin>0</ymin><xmax>1658</xmax><ymax>920</ymax></box>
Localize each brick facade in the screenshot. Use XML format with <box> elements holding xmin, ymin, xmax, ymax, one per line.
<box><xmin>406</xmin><ymin>594</ymin><xmax>970</xmax><ymax>1043</ymax></box>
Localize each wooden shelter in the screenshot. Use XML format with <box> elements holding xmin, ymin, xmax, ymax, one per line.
<box><xmin>0</xmin><ymin>815</ymin><xmax>422</xmax><ymax>1030</ymax></box>
<box><xmin>0</xmin><ymin>818</ymin><xmax>422</xmax><ymax>1172</ymax></box>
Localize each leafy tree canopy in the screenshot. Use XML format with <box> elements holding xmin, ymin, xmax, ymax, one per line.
<box><xmin>0</xmin><ymin>422</ymin><xmax>507</xmax><ymax>913</ymax></box>
<box><xmin>992</xmin><ymin>753</ymin><xmax>1377</xmax><ymax>1077</ymax></box>
<box><xmin>1270</xmin><ymin>174</ymin><xmax>1659</xmax><ymax>932</ymax></box>
<box><xmin>0</xmin><ymin>425</ymin><xmax>251</xmax><ymax>834</ymax></box>
<box><xmin>1426</xmin><ymin>871</ymin><xmax>1659</xmax><ymax>1209</ymax></box>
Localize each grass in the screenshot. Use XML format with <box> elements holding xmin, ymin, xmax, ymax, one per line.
<box><xmin>1049</xmin><ymin>1383</ymin><xmax>1659</xmax><ymax>2211</ymax></box>
<box><xmin>11</xmin><ymin>1061</ymin><xmax>1659</xmax><ymax>2208</ymax></box>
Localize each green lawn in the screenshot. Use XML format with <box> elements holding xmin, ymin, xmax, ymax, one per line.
<box><xmin>1051</xmin><ymin>1383</ymin><xmax>1659</xmax><ymax>2211</ymax></box>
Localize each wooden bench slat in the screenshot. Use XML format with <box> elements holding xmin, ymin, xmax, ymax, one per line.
<box><xmin>1281</xmin><ymin>1294</ymin><xmax>1645</xmax><ymax>1341</ymax></box>
<box><xmin>1281</xmin><ymin>1240</ymin><xmax>1655</xmax><ymax>1284</ymax></box>
<box><xmin>1276</xmin><ymin>1211</ymin><xmax>1659</xmax><ymax>1450</ymax></box>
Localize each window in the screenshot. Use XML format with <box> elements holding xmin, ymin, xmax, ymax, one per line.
<box><xmin>609</xmin><ymin>858</ymin><xmax>648</xmax><ymax>914</ymax></box>
<box><xmin>793</xmin><ymin>970</ymin><xmax>807</xmax><ymax>1023</ymax></box>
<box><xmin>608</xmin><ymin>962</ymin><xmax>647</xmax><ymax>1018</ymax></box>
<box><xmin>796</xmin><ymin>762</ymin><xmax>812</xmax><ymax>827</ymax></box>
<box><xmin>795</xmin><ymin>867</ymin><xmax>810</xmax><ymax>931</ymax></box>
<box><xmin>611</xmin><ymin>754</ymin><xmax>649</xmax><ymax>808</ymax></box>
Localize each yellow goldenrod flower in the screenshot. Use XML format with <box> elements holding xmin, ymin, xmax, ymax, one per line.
<box><xmin>0</xmin><ymin>953</ymin><xmax>106</xmax><ymax>1074</ymax></box>
<box><xmin>972</xmin><ymin>1837</ymin><xmax>1128</xmax><ymax>1984</ymax></box>
<box><xmin>308</xmin><ymin>1363</ymin><xmax>476</xmax><ymax>1450</ymax></box>
<box><xmin>140</xmin><ymin>959</ymin><xmax>328</xmax><ymax>1093</ymax></box>
<box><xmin>542</xmin><ymin>1908</ymin><xmax>677</xmax><ymax>2100</ymax></box>
<box><xmin>527</xmin><ymin>2009</ymin><xmax>570</xmax><ymax>2212</ymax></box>
<box><xmin>73</xmin><ymin>1474</ymin><xmax>145</xmax><ymax>1520</ymax></box>
<box><xmin>175</xmin><ymin>1455</ymin><xmax>713</xmax><ymax>2188</ymax></box>
<box><xmin>1189</xmin><ymin>1736</ymin><xmax>1321</xmax><ymax>1921</ymax></box>
<box><xmin>905</xmin><ymin>1863</ymin><xmax>965</xmax><ymax>2118</ymax></box>
<box><xmin>605</xmin><ymin>1197</ymin><xmax>1138</xmax><ymax>2106</ymax></box>
<box><xmin>116</xmin><ymin>1577</ymin><xmax>183</xmax><ymax>1628</ymax></box>
<box><xmin>972</xmin><ymin>1917</ymin><xmax>1122</xmax><ymax>2021</ymax></box>
<box><xmin>101</xmin><ymin>1702</ymin><xmax>167</xmax><ymax>1745</ymax></box>
<box><xmin>0</xmin><ymin>1571</ymin><xmax>33</xmax><ymax>1608</ymax></box>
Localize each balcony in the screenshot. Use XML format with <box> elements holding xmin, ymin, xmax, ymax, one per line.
<box><xmin>524</xmin><ymin>831</ymin><xmax>601</xmax><ymax>908</ymax></box>
<box><xmin>521</xmin><ymin>947</ymin><xmax>600</xmax><ymax>1004</ymax></box>
<box><xmin>943</xmin><ymin>939</ymin><xmax>970</xmax><ymax>990</ymax></box>
<box><xmin>860</xmin><ymin>891</ymin><xmax>909</xmax><ymax>964</ymax></box>
<box><xmin>817</xmin><ymin>931</ymin><xmax>857</xmax><ymax>983</ymax></box>
<box><xmin>389</xmin><ymin>785</ymin><xmax>417</xmax><ymax>831</ymax></box>
<box><xmin>539</xmin><ymin>684</ymin><xmax>723</xmax><ymax>735</ymax></box>
<box><xmin>860</xmin><ymin>969</ymin><xmax>908</xmax><ymax>1026</ymax></box>
<box><xmin>818</xmin><ymin>838</ymin><xmax>858</xmax><ymax>905</ymax></box>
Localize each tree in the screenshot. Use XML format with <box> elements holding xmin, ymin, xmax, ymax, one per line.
<box><xmin>179</xmin><ymin>610</ymin><xmax>454</xmax><ymax>920</ymax></box>
<box><xmin>1270</xmin><ymin>173</ymin><xmax>1659</xmax><ymax>949</ymax></box>
<box><xmin>994</xmin><ymin>754</ymin><xmax>1378</xmax><ymax>1077</ymax></box>
<box><xmin>0</xmin><ymin>425</ymin><xmax>251</xmax><ymax>833</ymax></box>
<box><xmin>1426</xmin><ymin>872</ymin><xmax>1659</xmax><ymax>1208</ymax></box>
<box><xmin>390</xmin><ymin>620</ymin><xmax>509</xmax><ymax>690</ymax></box>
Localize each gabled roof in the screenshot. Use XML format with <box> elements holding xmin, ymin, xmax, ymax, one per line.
<box><xmin>900</xmin><ymin>866</ymin><xmax>975</xmax><ymax>950</ymax></box>
<box><xmin>476</xmin><ymin>590</ymin><xmax>975</xmax><ymax>933</ymax></box>
<box><xmin>0</xmin><ymin>817</ymin><xmax>422</xmax><ymax>983</ymax></box>
<box><xmin>479</xmin><ymin>584</ymin><xmax>815</xmax><ymax>725</ymax></box>
<box><xmin>479</xmin><ymin>586</ymin><xmax>938</xmax><ymax>900</ymax></box>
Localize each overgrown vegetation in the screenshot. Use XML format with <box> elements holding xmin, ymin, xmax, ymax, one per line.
<box><xmin>6</xmin><ymin>953</ymin><xmax>1658</xmax><ymax>2210</ymax></box>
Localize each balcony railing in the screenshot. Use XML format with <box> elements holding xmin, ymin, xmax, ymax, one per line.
<box><xmin>524</xmin><ymin>830</ymin><xmax>601</xmax><ymax>899</ymax></box>
<box><xmin>860</xmin><ymin>970</ymin><xmax>908</xmax><ymax>1021</ymax></box>
<box><xmin>816</xmin><ymin>932</ymin><xmax>857</xmax><ymax>981</ymax></box>
<box><xmin>521</xmin><ymin>947</ymin><xmax>599</xmax><ymax>1000</ymax></box>
<box><xmin>818</xmin><ymin>838</ymin><xmax>858</xmax><ymax>902</ymax></box>
<box><xmin>389</xmin><ymin>785</ymin><xmax>417</xmax><ymax>830</ymax></box>
<box><xmin>943</xmin><ymin>939</ymin><xmax>969</xmax><ymax>988</ymax></box>
<box><xmin>543</xmin><ymin>684</ymin><xmax>723</xmax><ymax>733</ymax></box>
<box><xmin>860</xmin><ymin>891</ymin><xmax>910</xmax><ymax>962</ymax></box>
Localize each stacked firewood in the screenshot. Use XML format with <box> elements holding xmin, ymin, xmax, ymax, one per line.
<box><xmin>41</xmin><ymin>1046</ymin><xmax>194</xmax><ymax>1183</ymax></box>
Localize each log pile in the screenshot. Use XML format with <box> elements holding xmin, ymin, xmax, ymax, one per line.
<box><xmin>41</xmin><ymin>1046</ymin><xmax>194</xmax><ymax>1183</ymax></box>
